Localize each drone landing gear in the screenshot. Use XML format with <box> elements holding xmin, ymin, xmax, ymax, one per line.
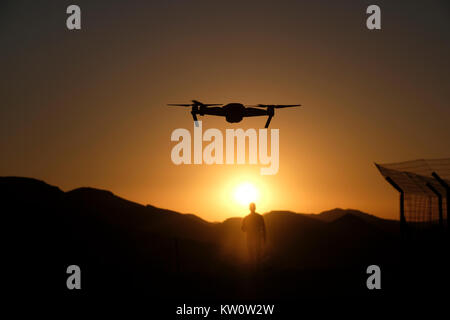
<box><xmin>264</xmin><ymin>115</ymin><xmax>273</xmax><ymax>128</ymax></box>
<box><xmin>264</xmin><ymin>107</ymin><xmax>274</xmax><ymax>128</ymax></box>
<box><xmin>191</xmin><ymin>111</ymin><xmax>199</xmax><ymax>127</ymax></box>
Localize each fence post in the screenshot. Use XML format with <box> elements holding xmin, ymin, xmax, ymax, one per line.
<box><xmin>432</xmin><ymin>172</ymin><xmax>449</xmax><ymax>231</ymax></box>
<box><xmin>426</xmin><ymin>182</ymin><xmax>443</xmax><ymax>230</ymax></box>
<box><xmin>385</xmin><ymin>176</ymin><xmax>406</xmax><ymax>235</ymax></box>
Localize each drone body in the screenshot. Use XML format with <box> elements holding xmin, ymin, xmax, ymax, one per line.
<box><xmin>168</xmin><ymin>100</ymin><xmax>301</xmax><ymax>128</ymax></box>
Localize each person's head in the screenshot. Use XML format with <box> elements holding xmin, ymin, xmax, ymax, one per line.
<box><xmin>249</xmin><ymin>202</ymin><xmax>256</xmax><ymax>213</ymax></box>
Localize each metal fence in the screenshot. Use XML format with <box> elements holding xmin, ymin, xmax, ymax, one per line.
<box><xmin>375</xmin><ymin>158</ymin><xmax>449</xmax><ymax>232</ymax></box>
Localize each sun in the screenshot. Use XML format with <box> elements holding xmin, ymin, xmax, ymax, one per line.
<box><xmin>234</xmin><ymin>182</ymin><xmax>259</xmax><ymax>206</ymax></box>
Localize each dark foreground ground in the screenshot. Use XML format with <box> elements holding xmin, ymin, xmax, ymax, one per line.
<box><xmin>2</xmin><ymin>177</ymin><xmax>448</xmax><ymax>314</ymax></box>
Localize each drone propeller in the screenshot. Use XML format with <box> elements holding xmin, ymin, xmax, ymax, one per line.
<box><xmin>168</xmin><ymin>100</ymin><xmax>222</xmax><ymax>127</ymax></box>
<box><xmin>191</xmin><ymin>100</ymin><xmax>222</xmax><ymax>107</ymax></box>
<box><xmin>253</xmin><ymin>104</ymin><xmax>301</xmax><ymax>127</ymax></box>
<box><xmin>167</xmin><ymin>100</ymin><xmax>222</xmax><ymax>107</ymax></box>
<box><xmin>253</xmin><ymin>104</ymin><xmax>301</xmax><ymax>108</ymax></box>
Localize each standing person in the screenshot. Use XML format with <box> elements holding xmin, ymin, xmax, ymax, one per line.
<box><xmin>241</xmin><ymin>202</ymin><xmax>266</xmax><ymax>266</ymax></box>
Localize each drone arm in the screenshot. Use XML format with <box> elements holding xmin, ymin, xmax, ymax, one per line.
<box><xmin>243</xmin><ymin>107</ymin><xmax>268</xmax><ymax>117</ymax></box>
<box><xmin>200</xmin><ymin>107</ymin><xmax>226</xmax><ymax>116</ymax></box>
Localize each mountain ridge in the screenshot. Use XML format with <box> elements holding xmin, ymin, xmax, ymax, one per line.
<box><xmin>0</xmin><ymin>175</ymin><xmax>406</xmax><ymax>298</ymax></box>
<box><xmin>0</xmin><ymin>176</ymin><xmax>396</xmax><ymax>223</ymax></box>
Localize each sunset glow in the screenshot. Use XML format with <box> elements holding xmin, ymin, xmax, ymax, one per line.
<box><xmin>234</xmin><ymin>182</ymin><xmax>259</xmax><ymax>206</ymax></box>
<box><xmin>1</xmin><ymin>1</ymin><xmax>448</xmax><ymax>223</ymax></box>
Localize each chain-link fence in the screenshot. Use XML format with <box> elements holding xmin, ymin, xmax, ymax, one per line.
<box><xmin>376</xmin><ymin>158</ymin><xmax>449</xmax><ymax>231</ymax></box>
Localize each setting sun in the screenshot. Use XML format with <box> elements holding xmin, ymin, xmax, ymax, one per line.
<box><xmin>219</xmin><ymin>171</ymin><xmax>272</xmax><ymax>219</ymax></box>
<box><xmin>234</xmin><ymin>182</ymin><xmax>259</xmax><ymax>206</ymax></box>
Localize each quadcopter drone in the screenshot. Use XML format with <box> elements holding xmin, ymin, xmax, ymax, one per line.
<box><xmin>168</xmin><ymin>100</ymin><xmax>301</xmax><ymax>128</ymax></box>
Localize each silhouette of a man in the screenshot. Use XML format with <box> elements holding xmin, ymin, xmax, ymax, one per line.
<box><xmin>241</xmin><ymin>202</ymin><xmax>266</xmax><ymax>265</ymax></box>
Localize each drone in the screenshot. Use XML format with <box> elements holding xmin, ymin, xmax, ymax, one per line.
<box><xmin>168</xmin><ymin>100</ymin><xmax>301</xmax><ymax>128</ymax></box>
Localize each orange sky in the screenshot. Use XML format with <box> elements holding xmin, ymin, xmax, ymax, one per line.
<box><xmin>1</xmin><ymin>0</ymin><xmax>449</xmax><ymax>221</ymax></box>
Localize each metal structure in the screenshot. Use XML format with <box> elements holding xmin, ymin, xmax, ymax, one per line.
<box><xmin>375</xmin><ymin>158</ymin><xmax>450</xmax><ymax>233</ymax></box>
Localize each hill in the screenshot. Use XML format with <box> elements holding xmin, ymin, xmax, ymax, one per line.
<box><xmin>0</xmin><ymin>176</ymin><xmax>422</xmax><ymax>299</ymax></box>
